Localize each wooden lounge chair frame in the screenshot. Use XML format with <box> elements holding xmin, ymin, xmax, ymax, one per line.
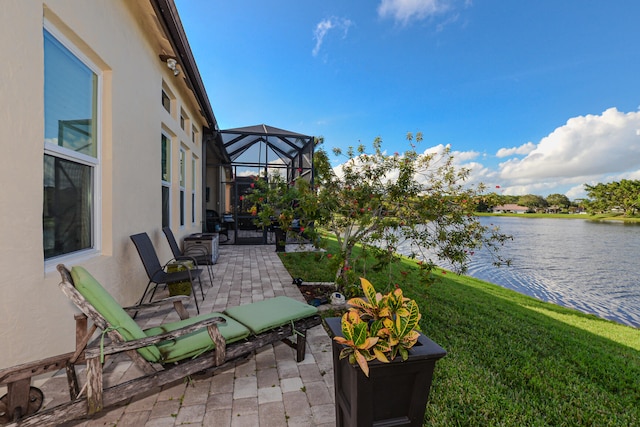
<box><xmin>0</xmin><ymin>293</ymin><xmax>192</xmax><ymax>426</ymax></box>
<box><xmin>0</xmin><ymin>265</ymin><xmax>321</xmax><ymax>426</ymax></box>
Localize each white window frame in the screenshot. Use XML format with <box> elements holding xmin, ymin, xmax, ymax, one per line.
<box><xmin>162</xmin><ymin>89</ymin><xmax>171</xmax><ymax>113</ymax></box>
<box><xmin>179</xmin><ymin>147</ymin><xmax>186</xmax><ymax>227</ymax></box>
<box><xmin>191</xmin><ymin>155</ymin><xmax>197</xmax><ymax>225</ymax></box>
<box><xmin>161</xmin><ymin>132</ymin><xmax>172</xmax><ymax>228</ymax></box>
<box><xmin>191</xmin><ymin>125</ymin><xmax>197</xmax><ymax>143</ymax></box>
<box><xmin>43</xmin><ymin>22</ymin><xmax>102</xmax><ymax>271</ymax></box>
<box><xmin>180</xmin><ymin>108</ymin><xmax>190</xmax><ymax>133</ymax></box>
<box><xmin>161</xmin><ymin>82</ymin><xmax>176</xmax><ymax>118</ymax></box>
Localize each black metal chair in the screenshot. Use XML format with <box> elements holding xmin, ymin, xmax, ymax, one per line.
<box><xmin>130</xmin><ymin>232</ymin><xmax>204</xmax><ymax>314</ymax></box>
<box><xmin>162</xmin><ymin>227</ymin><xmax>214</xmax><ymax>286</ymax></box>
<box><xmin>206</xmin><ymin>210</ymin><xmax>229</xmax><ymax>242</ymax></box>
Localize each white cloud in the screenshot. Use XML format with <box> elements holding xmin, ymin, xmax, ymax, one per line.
<box><xmin>451</xmin><ymin>148</ymin><xmax>479</xmax><ymax>162</ymax></box>
<box><xmin>565</xmin><ymin>184</ymin><xmax>588</xmax><ymax>200</ymax></box>
<box><xmin>496</xmin><ymin>142</ymin><xmax>536</xmax><ymax>158</ymax></box>
<box><xmin>421</xmin><ymin>143</ymin><xmax>449</xmax><ymax>155</ymax></box>
<box><xmin>312</xmin><ymin>17</ymin><xmax>353</xmax><ymax>57</ymax></box>
<box><xmin>329</xmin><ymin>108</ymin><xmax>640</xmax><ymax>200</ymax></box>
<box><xmin>499</xmin><ymin>108</ymin><xmax>640</xmax><ymax>181</ymax></box>
<box><xmin>377</xmin><ymin>0</ymin><xmax>451</xmax><ymax>25</ymax></box>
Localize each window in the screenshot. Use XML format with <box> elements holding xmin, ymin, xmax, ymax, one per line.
<box><xmin>179</xmin><ymin>148</ymin><xmax>186</xmax><ymax>226</ymax></box>
<box><xmin>43</xmin><ymin>28</ymin><xmax>99</xmax><ymax>260</ymax></box>
<box><xmin>191</xmin><ymin>156</ymin><xmax>197</xmax><ymax>224</ymax></box>
<box><xmin>161</xmin><ymin>133</ymin><xmax>171</xmax><ymax>228</ymax></box>
<box><xmin>180</xmin><ymin>109</ymin><xmax>189</xmax><ymax>132</ymax></box>
<box><xmin>162</xmin><ymin>90</ymin><xmax>170</xmax><ymax>113</ymax></box>
<box><xmin>191</xmin><ymin>125</ymin><xmax>197</xmax><ymax>143</ymax></box>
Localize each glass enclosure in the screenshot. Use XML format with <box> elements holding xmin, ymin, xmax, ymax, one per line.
<box><xmin>205</xmin><ymin>125</ymin><xmax>314</xmax><ymax>244</ymax></box>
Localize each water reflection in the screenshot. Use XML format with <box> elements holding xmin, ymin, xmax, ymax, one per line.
<box><xmin>400</xmin><ymin>216</ymin><xmax>640</xmax><ymax>328</ymax></box>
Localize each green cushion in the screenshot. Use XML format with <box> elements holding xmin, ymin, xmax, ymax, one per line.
<box><xmin>224</xmin><ymin>296</ymin><xmax>318</xmax><ymax>334</ymax></box>
<box><xmin>69</xmin><ymin>268</ymin><xmax>317</xmax><ymax>365</ymax></box>
<box><xmin>144</xmin><ymin>313</ymin><xmax>251</xmax><ymax>363</ymax></box>
<box><xmin>70</xmin><ymin>266</ymin><xmax>162</xmax><ymax>363</ymax></box>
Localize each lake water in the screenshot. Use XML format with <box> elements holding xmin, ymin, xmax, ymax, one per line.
<box><xmin>400</xmin><ymin>216</ymin><xmax>640</xmax><ymax>328</ymax></box>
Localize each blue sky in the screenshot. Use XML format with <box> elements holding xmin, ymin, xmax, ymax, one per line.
<box><xmin>175</xmin><ymin>0</ymin><xmax>640</xmax><ymax>199</ymax></box>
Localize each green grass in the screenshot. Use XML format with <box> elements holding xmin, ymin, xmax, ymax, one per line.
<box><xmin>280</xmin><ymin>233</ymin><xmax>429</xmax><ymax>292</ymax></box>
<box><xmin>280</xmin><ymin>237</ymin><xmax>640</xmax><ymax>426</ymax></box>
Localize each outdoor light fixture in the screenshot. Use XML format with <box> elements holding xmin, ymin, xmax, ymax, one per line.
<box><xmin>159</xmin><ymin>54</ymin><xmax>180</xmax><ymax>77</ymax></box>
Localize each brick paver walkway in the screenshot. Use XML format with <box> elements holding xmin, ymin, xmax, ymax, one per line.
<box><xmin>38</xmin><ymin>245</ymin><xmax>336</xmax><ymax>426</ymax></box>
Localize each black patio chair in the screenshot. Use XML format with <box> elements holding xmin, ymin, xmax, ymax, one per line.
<box><xmin>206</xmin><ymin>209</ymin><xmax>229</xmax><ymax>242</ymax></box>
<box><xmin>162</xmin><ymin>227</ymin><xmax>214</xmax><ymax>286</ymax></box>
<box><xmin>130</xmin><ymin>232</ymin><xmax>204</xmax><ymax>314</ymax></box>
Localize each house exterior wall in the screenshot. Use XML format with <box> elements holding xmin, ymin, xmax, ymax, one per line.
<box><xmin>492</xmin><ymin>205</ymin><xmax>529</xmax><ymax>214</ymax></box>
<box><xmin>0</xmin><ymin>1</ymin><xmax>210</xmax><ymax>370</ymax></box>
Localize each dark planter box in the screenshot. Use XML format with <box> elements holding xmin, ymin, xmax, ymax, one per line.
<box><xmin>326</xmin><ymin>317</ymin><xmax>446</xmax><ymax>427</ymax></box>
<box><xmin>274</xmin><ymin>227</ymin><xmax>286</xmax><ymax>252</ymax></box>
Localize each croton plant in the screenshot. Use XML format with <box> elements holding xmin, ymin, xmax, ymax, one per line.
<box><xmin>334</xmin><ymin>277</ymin><xmax>422</xmax><ymax>377</ymax></box>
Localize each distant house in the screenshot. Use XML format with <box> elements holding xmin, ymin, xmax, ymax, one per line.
<box><xmin>492</xmin><ymin>204</ymin><xmax>530</xmax><ymax>214</ymax></box>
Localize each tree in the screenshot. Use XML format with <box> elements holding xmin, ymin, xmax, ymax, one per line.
<box><xmin>501</xmin><ymin>194</ymin><xmax>520</xmax><ymax>205</ymax></box>
<box><xmin>584</xmin><ymin>180</ymin><xmax>640</xmax><ymax>215</ymax></box>
<box><xmin>244</xmin><ymin>170</ymin><xmax>323</xmax><ymax>249</ymax></box>
<box><xmin>313</xmin><ymin>134</ymin><xmax>511</xmax><ymax>295</ymax></box>
<box><xmin>570</xmin><ymin>198</ymin><xmax>587</xmax><ymax>213</ymax></box>
<box><xmin>517</xmin><ymin>194</ymin><xmax>547</xmax><ymax>210</ymax></box>
<box><xmin>546</xmin><ymin>193</ymin><xmax>570</xmax><ymax>209</ymax></box>
<box><xmin>247</xmin><ymin>134</ymin><xmax>511</xmax><ymax>296</ymax></box>
<box><xmin>473</xmin><ymin>192</ymin><xmax>506</xmax><ymax>212</ymax></box>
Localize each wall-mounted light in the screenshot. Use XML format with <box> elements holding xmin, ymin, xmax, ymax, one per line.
<box><xmin>159</xmin><ymin>54</ymin><xmax>180</xmax><ymax>77</ymax></box>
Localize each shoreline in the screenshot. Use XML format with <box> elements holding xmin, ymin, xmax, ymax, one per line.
<box><xmin>476</xmin><ymin>212</ymin><xmax>640</xmax><ymax>223</ymax></box>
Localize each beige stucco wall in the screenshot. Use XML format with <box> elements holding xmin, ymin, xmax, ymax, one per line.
<box><xmin>0</xmin><ymin>1</ymin><xmax>209</xmax><ymax>370</ymax></box>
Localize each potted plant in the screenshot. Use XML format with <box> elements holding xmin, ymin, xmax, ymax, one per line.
<box><xmin>325</xmin><ymin>277</ymin><xmax>447</xmax><ymax>427</ymax></box>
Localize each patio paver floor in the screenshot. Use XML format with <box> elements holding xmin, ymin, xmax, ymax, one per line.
<box><xmin>36</xmin><ymin>244</ymin><xmax>336</xmax><ymax>427</ymax></box>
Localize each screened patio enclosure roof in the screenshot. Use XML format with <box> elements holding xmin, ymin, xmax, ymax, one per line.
<box><xmin>219</xmin><ymin>124</ymin><xmax>314</xmax><ymax>168</ymax></box>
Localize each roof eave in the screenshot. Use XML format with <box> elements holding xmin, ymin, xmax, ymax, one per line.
<box><xmin>150</xmin><ymin>0</ymin><xmax>218</xmax><ymax>132</ymax></box>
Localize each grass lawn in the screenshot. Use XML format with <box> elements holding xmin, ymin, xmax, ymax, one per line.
<box><xmin>280</xmin><ymin>237</ymin><xmax>640</xmax><ymax>426</ymax></box>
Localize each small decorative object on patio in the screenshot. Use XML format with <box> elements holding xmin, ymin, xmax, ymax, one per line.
<box><xmin>326</xmin><ymin>277</ymin><xmax>447</xmax><ymax>427</ymax></box>
<box><xmin>166</xmin><ymin>260</ymin><xmax>194</xmax><ymax>296</ymax></box>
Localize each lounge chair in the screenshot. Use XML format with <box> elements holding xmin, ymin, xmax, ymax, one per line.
<box><xmin>130</xmin><ymin>232</ymin><xmax>205</xmax><ymax>314</ymax></box>
<box><xmin>0</xmin><ymin>264</ymin><xmax>320</xmax><ymax>426</ymax></box>
<box><xmin>0</xmin><ymin>274</ymin><xmax>192</xmax><ymax>425</ymax></box>
<box><xmin>162</xmin><ymin>226</ymin><xmax>215</xmax><ymax>285</ymax></box>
